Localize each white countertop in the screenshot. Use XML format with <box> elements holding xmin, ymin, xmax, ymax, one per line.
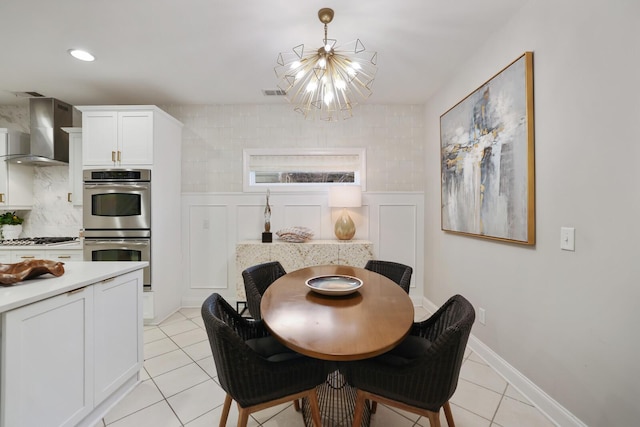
<box><xmin>0</xmin><ymin>261</ymin><xmax>148</xmax><ymax>313</ymax></box>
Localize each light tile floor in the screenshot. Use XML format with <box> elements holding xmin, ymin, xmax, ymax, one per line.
<box><xmin>96</xmin><ymin>306</ymin><xmax>556</xmax><ymax>427</ymax></box>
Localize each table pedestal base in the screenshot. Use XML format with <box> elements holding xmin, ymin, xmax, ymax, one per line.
<box><xmin>302</xmin><ymin>371</ymin><xmax>371</xmax><ymax>427</ymax></box>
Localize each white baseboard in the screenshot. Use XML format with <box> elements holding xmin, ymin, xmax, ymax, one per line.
<box><xmin>422</xmin><ymin>297</ymin><xmax>586</xmax><ymax>427</ymax></box>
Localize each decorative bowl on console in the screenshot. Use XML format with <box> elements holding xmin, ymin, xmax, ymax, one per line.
<box><xmin>276</xmin><ymin>227</ymin><xmax>314</xmax><ymax>243</ymax></box>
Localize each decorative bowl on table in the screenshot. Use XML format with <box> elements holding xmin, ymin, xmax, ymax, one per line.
<box><xmin>0</xmin><ymin>259</ymin><xmax>65</xmax><ymax>286</ymax></box>
<box><xmin>276</xmin><ymin>226</ymin><xmax>314</xmax><ymax>243</ymax></box>
<box><xmin>305</xmin><ymin>274</ymin><xmax>363</xmax><ymax>296</ymax></box>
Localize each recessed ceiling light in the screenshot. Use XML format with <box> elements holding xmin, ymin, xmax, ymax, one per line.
<box><xmin>68</xmin><ymin>49</ymin><xmax>95</xmax><ymax>62</ymax></box>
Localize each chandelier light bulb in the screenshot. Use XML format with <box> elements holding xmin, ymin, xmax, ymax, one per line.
<box><xmin>324</xmin><ymin>91</ymin><xmax>334</xmax><ymax>105</ymax></box>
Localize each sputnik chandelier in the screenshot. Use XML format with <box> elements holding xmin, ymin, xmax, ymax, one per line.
<box><xmin>274</xmin><ymin>8</ymin><xmax>377</xmax><ymax>121</ymax></box>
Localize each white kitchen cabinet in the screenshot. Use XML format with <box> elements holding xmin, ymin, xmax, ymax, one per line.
<box><xmin>0</xmin><ymin>267</ymin><xmax>143</xmax><ymax>427</ymax></box>
<box><xmin>77</xmin><ymin>105</ymin><xmax>183</xmax><ymax>324</ymax></box>
<box><xmin>2</xmin><ymin>285</ymin><xmax>94</xmax><ymax>427</ymax></box>
<box><xmin>93</xmin><ymin>272</ymin><xmax>143</xmax><ymax>403</ymax></box>
<box><xmin>46</xmin><ymin>248</ymin><xmax>83</xmax><ymax>261</ymax></box>
<box><xmin>62</xmin><ymin>127</ymin><xmax>83</xmax><ymax>206</ymax></box>
<box><xmin>0</xmin><ymin>129</ymin><xmax>34</xmax><ymax>209</ymax></box>
<box><xmin>80</xmin><ymin>109</ymin><xmax>153</xmax><ymax>167</ymax></box>
<box><xmin>10</xmin><ymin>250</ymin><xmax>40</xmax><ymax>262</ymax></box>
<box><xmin>7</xmin><ymin>248</ymin><xmax>82</xmax><ymax>263</ymax></box>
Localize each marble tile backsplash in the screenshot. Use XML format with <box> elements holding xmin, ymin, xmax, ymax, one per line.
<box><xmin>19</xmin><ymin>167</ymin><xmax>82</xmax><ymax>238</ymax></box>
<box><xmin>0</xmin><ymin>105</ymin><xmax>29</xmax><ymax>133</ymax></box>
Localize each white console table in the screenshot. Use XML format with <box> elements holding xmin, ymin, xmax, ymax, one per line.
<box><xmin>235</xmin><ymin>240</ymin><xmax>374</xmax><ymax>300</ymax></box>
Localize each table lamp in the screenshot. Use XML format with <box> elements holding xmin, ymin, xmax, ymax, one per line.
<box><xmin>328</xmin><ymin>185</ymin><xmax>362</xmax><ymax>240</ymax></box>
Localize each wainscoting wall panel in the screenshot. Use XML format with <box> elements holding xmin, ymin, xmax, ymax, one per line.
<box><xmin>188</xmin><ymin>205</ymin><xmax>228</xmax><ymax>289</ymax></box>
<box><xmin>378</xmin><ymin>205</ymin><xmax>419</xmax><ymax>289</ymax></box>
<box><xmin>181</xmin><ymin>192</ymin><xmax>424</xmax><ymax>307</ymax></box>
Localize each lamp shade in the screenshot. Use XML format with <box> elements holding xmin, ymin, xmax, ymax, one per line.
<box><xmin>328</xmin><ymin>185</ymin><xmax>362</xmax><ymax>208</ymax></box>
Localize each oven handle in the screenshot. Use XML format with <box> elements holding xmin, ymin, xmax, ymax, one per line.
<box><xmin>83</xmin><ymin>183</ymin><xmax>150</xmax><ymax>191</ymax></box>
<box><xmin>84</xmin><ymin>240</ymin><xmax>150</xmax><ymax>246</ymax></box>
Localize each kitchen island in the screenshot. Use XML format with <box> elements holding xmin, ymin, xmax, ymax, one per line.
<box><xmin>0</xmin><ymin>261</ymin><xmax>147</xmax><ymax>427</ymax></box>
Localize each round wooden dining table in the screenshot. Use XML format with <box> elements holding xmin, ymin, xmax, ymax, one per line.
<box><xmin>260</xmin><ymin>264</ymin><xmax>414</xmax><ymax>361</ymax></box>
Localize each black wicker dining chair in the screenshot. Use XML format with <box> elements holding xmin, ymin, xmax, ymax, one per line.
<box><xmin>343</xmin><ymin>294</ymin><xmax>475</xmax><ymax>427</ymax></box>
<box><xmin>364</xmin><ymin>260</ymin><xmax>413</xmax><ymax>293</ymax></box>
<box><xmin>242</xmin><ymin>261</ymin><xmax>287</xmax><ymax>320</ymax></box>
<box><xmin>202</xmin><ymin>293</ymin><xmax>328</xmax><ymax>427</ymax></box>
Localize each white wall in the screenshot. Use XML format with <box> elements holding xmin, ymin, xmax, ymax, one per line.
<box><xmin>423</xmin><ymin>1</ymin><xmax>640</xmax><ymax>426</ymax></box>
<box><xmin>160</xmin><ymin>104</ymin><xmax>425</xmax><ymax>193</ymax></box>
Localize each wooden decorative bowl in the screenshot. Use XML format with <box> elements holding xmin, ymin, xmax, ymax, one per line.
<box><xmin>0</xmin><ymin>259</ymin><xmax>65</xmax><ymax>286</ymax></box>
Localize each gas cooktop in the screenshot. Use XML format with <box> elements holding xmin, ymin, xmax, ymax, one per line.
<box><xmin>0</xmin><ymin>237</ymin><xmax>79</xmax><ymax>246</ymax></box>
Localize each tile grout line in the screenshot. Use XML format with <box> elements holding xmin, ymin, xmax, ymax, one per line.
<box><xmin>105</xmin><ymin>313</ymin><xmax>206</xmax><ymax>426</ymax></box>
<box><xmin>488</xmin><ymin>382</ymin><xmax>509</xmax><ymax>427</ymax></box>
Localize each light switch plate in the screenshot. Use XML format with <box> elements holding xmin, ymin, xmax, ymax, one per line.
<box><xmin>561</xmin><ymin>227</ymin><xmax>575</xmax><ymax>251</ymax></box>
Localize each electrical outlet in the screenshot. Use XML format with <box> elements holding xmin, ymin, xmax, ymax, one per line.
<box><xmin>478</xmin><ymin>308</ymin><xmax>486</xmax><ymax>325</ymax></box>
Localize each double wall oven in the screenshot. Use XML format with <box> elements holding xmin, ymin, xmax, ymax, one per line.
<box><xmin>83</xmin><ymin>169</ymin><xmax>152</xmax><ymax>289</ymax></box>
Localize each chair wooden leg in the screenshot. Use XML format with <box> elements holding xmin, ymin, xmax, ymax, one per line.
<box><xmin>219</xmin><ymin>394</ymin><xmax>232</xmax><ymax>427</ymax></box>
<box><xmin>307</xmin><ymin>389</ymin><xmax>323</xmax><ymax>427</ymax></box>
<box><xmin>370</xmin><ymin>400</ymin><xmax>378</xmax><ymax>414</ymax></box>
<box><xmin>443</xmin><ymin>401</ymin><xmax>455</xmax><ymax>427</ymax></box>
<box><xmin>352</xmin><ymin>390</ymin><xmax>367</xmax><ymax>427</ymax></box>
<box><xmin>237</xmin><ymin>405</ymin><xmax>250</xmax><ymax>427</ymax></box>
<box><xmin>293</xmin><ymin>398</ymin><xmax>301</xmax><ymax>412</ymax></box>
<box><xmin>426</xmin><ymin>411</ymin><xmax>441</xmax><ymax>427</ymax></box>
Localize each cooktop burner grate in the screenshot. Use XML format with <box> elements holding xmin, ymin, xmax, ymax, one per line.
<box><xmin>0</xmin><ymin>237</ymin><xmax>78</xmax><ymax>246</ymax></box>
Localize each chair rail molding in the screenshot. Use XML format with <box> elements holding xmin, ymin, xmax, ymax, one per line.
<box><xmin>181</xmin><ymin>191</ymin><xmax>424</xmax><ymax>307</ymax></box>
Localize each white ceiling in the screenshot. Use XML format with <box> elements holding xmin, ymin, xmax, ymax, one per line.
<box><xmin>0</xmin><ymin>0</ymin><xmax>526</xmax><ymax>107</ymax></box>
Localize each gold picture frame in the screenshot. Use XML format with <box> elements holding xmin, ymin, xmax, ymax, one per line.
<box><xmin>440</xmin><ymin>52</ymin><xmax>535</xmax><ymax>245</ymax></box>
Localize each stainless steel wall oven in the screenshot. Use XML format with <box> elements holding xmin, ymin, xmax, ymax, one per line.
<box><xmin>83</xmin><ymin>169</ymin><xmax>152</xmax><ymax>288</ymax></box>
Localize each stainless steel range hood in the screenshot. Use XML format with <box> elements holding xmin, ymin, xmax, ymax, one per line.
<box><xmin>7</xmin><ymin>97</ymin><xmax>72</xmax><ymax>166</ymax></box>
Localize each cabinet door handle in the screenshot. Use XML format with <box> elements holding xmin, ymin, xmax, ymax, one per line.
<box><xmin>57</xmin><ymin>255</ymin><xmax>72</xmax><ymax>259</ymax></box>
<box><xmin>112</xmin><ymin>151</ymin><xmax>116</xmax><ymax>162</ymax></box>
<box><xmin>68</xmin><ymin>192</ymin><xmax>72</xmax><ymax>203</ymax></box>
<box><xmin>67</xmin><ymin>286</ymin><xmax>87</xmax><ymax>295</ymax></box>
<box><xmin>20</xmin><ymin>255</ymin><xmax>36</xmax><ymax>259</ymax></box>
<box><xmin>101</xmin><ymin>277</ymin><xmax>116</xmax><ymax>284</ymax></box>
<box><xmin>117</xmin><ymin>150</ymin><xmax>121</xmax><ymax>163</ymax></box>
<box><xmin>0</xmin><ymin>193</ymin><xmax>4</xmax><ymax>203</ymax></box>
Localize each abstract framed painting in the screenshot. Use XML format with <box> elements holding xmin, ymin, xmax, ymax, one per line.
<box><xmin>440</xmin><ymin>52</ymin><xmax>535</xmax><ymax>245</ymax></box>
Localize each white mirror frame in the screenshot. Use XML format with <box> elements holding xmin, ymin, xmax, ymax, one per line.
<box><xmin>243</xmin><ymin>148</ymin><xmax>367</xmax><ymax>193</ymax></box>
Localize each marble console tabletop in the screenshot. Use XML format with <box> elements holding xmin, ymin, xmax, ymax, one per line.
<box><xmin>0</xmin><ymin>261</ymin><xmax>148</xmax><ymax>313</ymax></box>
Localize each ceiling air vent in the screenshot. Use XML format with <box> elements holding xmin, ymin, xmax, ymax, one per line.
<box><xmin>262</xmin><ymin>89</ymin><xmax>286</xmax><ymax>96</ymax></box>
<box><xmin>11</xmin><ymin>91</ymin><xmax>46</xmax><ymax>98</ymax></box>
